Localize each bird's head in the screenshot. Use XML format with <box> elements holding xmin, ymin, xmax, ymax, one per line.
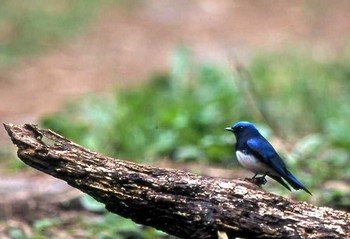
<box><xmin>225</xmin><ymin>121</ymin><xmax>258</xmax><ymax>137</ymax></box>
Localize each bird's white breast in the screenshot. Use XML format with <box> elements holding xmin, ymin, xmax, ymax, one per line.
<box><xmin>236</xmin><ymin>151</ymin><xmax>277</xmax><ymax>176</ymax></box>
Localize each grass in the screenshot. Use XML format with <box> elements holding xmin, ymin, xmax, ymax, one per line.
<box><xmin>0</xmin><ymin>0</ymin><xmax>113</xmax><ymax>68</ymax></box>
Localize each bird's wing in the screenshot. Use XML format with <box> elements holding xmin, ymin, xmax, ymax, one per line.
<box><xmin>246</xmin><ymin>138</ymin><xmax>287</xmax><ymax>176</ymax></box>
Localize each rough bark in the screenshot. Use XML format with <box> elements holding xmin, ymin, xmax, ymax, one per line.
<box><xmin>4</xmin><ymin>123</ymin><xmax>350</xmax><ymax>239</ymax></box>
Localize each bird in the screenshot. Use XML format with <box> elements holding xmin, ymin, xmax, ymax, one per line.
<box><xmin>225</xmin><ymin>121</ymin><xmax>311</xmax><ymax>195</ymax></box>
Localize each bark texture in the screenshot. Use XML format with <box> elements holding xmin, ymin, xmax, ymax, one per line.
<box><xmin>4</xmin><ymin>123</ymin><xmax>350</xmax><ymax>239</ymax></box>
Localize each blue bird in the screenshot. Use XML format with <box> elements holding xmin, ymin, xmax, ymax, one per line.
<box><xmin>225</xmin><ymin>121</ymin><xmax>311</xmax><ymax>195</ymax></box>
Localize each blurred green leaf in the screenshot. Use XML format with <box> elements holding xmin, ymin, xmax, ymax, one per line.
<box><xmin>34</xmin><ymin>218</ymin><xmax>62</xmax><ymax>230</ymax></box>
<box><xmin>80</xmin><ymin>194</ymin><xmax>106</xmax><ymax>213</ymax></box>
<box><xmin>8</xmin><ymin>228</ymin><xmax>26</xmax><ymax>239</ymax></box>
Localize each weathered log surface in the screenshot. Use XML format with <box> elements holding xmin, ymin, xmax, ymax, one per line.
<box><xmin>4</xmin><ymin>123</ymin><xmax>350</xmax><ymax>239</ymax></box>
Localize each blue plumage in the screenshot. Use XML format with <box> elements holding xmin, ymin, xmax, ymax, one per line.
<box><xmin>225</xmin><ymin>121</ymin><xmax>311</xmax><ymax>195</ymax></box>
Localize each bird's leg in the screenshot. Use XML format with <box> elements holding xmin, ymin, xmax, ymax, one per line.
<box><xmin>245</xmin><ymin>173</ymin><xmax>258</xmax><ymax>182</ymax></box>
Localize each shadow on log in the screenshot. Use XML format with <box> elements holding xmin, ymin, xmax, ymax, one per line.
<box><xmin>4</xmin><ymin>123</ymin><xmax>350</xmax><ymax>239</ymax></box>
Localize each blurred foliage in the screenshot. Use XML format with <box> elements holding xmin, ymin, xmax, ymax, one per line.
<box><xmin>42</xmin><ymin>47</ymin><xmax>238</xmax><ymax>164</ymax></box>
<box><xmin>39</xmin><ymin>47</ymin><xmax>350</xmax><ymax>237</ymax></box>
<box><xmin>0</xmin><ymin>147</ymin><xmax>27</xmax><ymax>172</ymax></box>
<box><xmin>79</xmin><ymin>194</ymin><xmax>176</xmax><ymax>239</ymax></box>
<box><xmin>0</xmin><ymin>0</ymin><xmax>113</xmax><ymax>68</ymax></box>
<box><xmin>2</xmin><ymin>212</ymin><xmax>175</xmax><ymax>239</ymax></box>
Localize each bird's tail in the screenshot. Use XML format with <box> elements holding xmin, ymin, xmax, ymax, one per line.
<box><xmin>269</xmin><ymin>175</ymin><xmax>291</xmax><ymax>191</ymax></box>
<box><xmin>284</xmin><ymin>171</ymin><xmax>312</xmax><ymax>195</ymax></box>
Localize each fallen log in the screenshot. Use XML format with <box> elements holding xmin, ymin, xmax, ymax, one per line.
<box><xmin>4</xmin><ymin>123</ymin><xmax>350</xmax><ymax>239</ymax></box>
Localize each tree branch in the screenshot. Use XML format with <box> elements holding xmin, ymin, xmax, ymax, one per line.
<box><xmin>4</xmin><ymin>123</ymin><xmax>350</xmax><ymax>239</ymax></box>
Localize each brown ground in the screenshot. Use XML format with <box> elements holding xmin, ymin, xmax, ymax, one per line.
<box><xmin>1</xmin><ymin>0</ymin><xmax>350</xmax><ymax>232</ymax></box>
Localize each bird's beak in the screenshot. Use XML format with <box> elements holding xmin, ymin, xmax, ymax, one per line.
<box><xmin>225</xmin><ymin>127</ymin><xmax>233</xmax><ymax>132</ymax></box>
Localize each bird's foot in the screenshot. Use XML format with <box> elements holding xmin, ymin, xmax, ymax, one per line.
<box><xmin>253</xmin><ymin>176</ymin><xmax>267</xmax><ymax>187</ymax></box>
<box><xmin>244</xmin><ymin>173</ymin><xmax>268</xmax><ymax>187</ymax></box>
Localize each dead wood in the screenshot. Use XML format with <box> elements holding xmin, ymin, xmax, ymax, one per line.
<box><xmin>4</xmin><ymin>123</ymin><xmax>350</xmax><ymax>239</ymax></box>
